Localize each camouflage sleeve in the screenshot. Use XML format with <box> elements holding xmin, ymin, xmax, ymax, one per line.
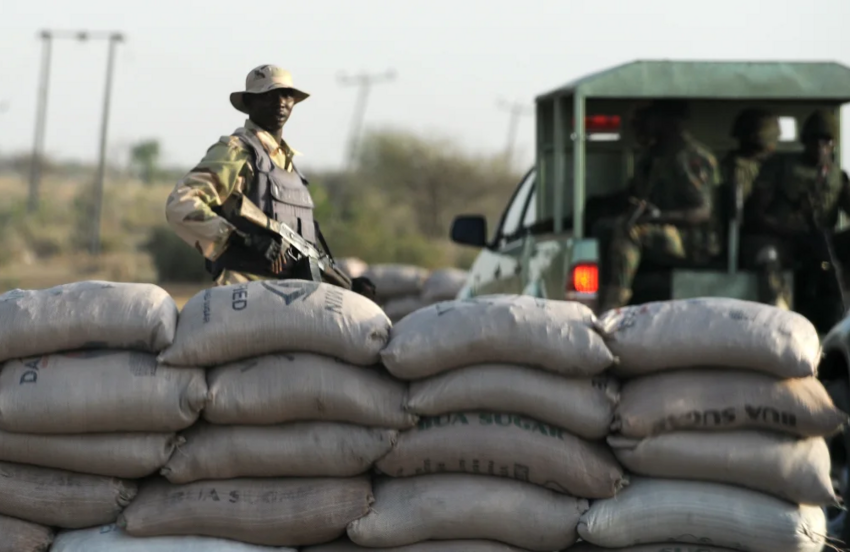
<box><xmin>751</xmin><ymin>156</ymin><xmax>780</xmax><ymax>197</ymax></box>
<box><xmin>165</xmin><ymin>136</ymin><xmax>254</xmax><ymax>261</ymax></box>
<box><xmin>839</xmin><ymin>171</ymin><xmax>850</xmax><ymax>216</ymax></box>
<box><xmin>676</xmin><ymin>148</ymin><xmax>719</xmax><ymax>210</ymax></box>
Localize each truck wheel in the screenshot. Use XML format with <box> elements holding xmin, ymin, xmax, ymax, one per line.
<box><xmin>825</xmin><ymin>378</ymin><xmax>850</xmax><ymax>542</ymax></box>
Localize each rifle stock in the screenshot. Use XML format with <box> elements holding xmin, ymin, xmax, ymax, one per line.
<box><xmin>220</xmin><ymin>193</ymin><xmax>352</xmax><ymax>290</ymax></box>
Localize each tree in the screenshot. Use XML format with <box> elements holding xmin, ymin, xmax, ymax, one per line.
<box><xmin>129</xmin><ymin>140</ymin><xmax>161</xmax><ymax>184</ymax></box>
<box><xmin>354</xmin><ymin>129</ymin><xmax>520</xmax><ymax>238</ymax></box>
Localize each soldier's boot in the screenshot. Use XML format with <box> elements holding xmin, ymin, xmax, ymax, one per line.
<box><xmin>755</xmin><ymin>246</ymin><xmax>791</xmax><ymax>310</ymax></box>
<box><xmin>598</xmin><ymin>286</ymin><xmax>632</xmax><ymax>314</ymax></box>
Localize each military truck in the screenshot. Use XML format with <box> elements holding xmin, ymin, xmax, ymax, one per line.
<box><xmin>451</xmin><ymin>60</ymin><xmax>850</xmax><ymax>313</ymax></box>
<box><xmin>449</xmin><ymin>60</ymin><xmax>850</xmax><ymax>539</ymax></box>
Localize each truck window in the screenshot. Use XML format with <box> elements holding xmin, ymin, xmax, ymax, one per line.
<box><xmin>522</xmin><ymin>189</ymin><xmax>537</xmax><ymax>228</ymax></box>
<box><xmin>779</xmin><ymin>117</ymin><xmax>797</xmax><ymax>142</ymax></box>
<box><xmin>498</xmin><ymin>171</ymin><xmax>535</xmax><ymax>242</ymax></box>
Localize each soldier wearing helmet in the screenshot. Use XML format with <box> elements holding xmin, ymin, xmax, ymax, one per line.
<box><xmin>745</xmin><ymin>109</ymin><xmax>850</xmax><ymax>314</ymax></box>
<box><xmin>165</xmin><ymin>65</ymin><xmax>375</xmax><ymax>297</ymax></box>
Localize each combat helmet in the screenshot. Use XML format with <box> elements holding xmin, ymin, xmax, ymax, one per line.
<box><xmin>801</xmin><ymin>110</ymin><xmax>838</xmax><ymax>142</ymax></box>
<box><xmin>731</xmin><ymin>108</ymin><xmax>780</xmax><ymax>148</ymax></box>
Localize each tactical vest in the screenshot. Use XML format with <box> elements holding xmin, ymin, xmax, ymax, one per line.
<box><xmin>769</xmin><ymin>156</ymin><xmax>844</xmax><ymax>231</ymax></box>
<box><xmin>207</xmin><ymin>129</ymin><xmax>315</xmax><ymax>278</ymax></box>
<box><xmin>236</xmin><ymin>128</ymin><xmax>316</xmax><ymax>243</ymax></box>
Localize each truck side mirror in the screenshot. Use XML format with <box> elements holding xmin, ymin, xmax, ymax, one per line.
<box><xmin>450</xmin><ymin>215</ymin><xmax>488</xmax><ymax>248</ymax></box>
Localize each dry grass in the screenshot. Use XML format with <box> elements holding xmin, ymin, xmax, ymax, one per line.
<box><xmin>0</xmin><ymin>173</ymin><xmax>206</xmax><ymax>303</ymax></box>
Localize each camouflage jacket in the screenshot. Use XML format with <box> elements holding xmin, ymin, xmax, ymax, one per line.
<box><xmin>632</xmin><ymin>133</ymin><xmax>722</xmax><ymax>259</ymax></box>
<box><xmin>750</xmin><ymin>154</ymin><xmax>850</xmax><ymax>234</ymax></box>
<box><xmin>165</xmin><ymin>119</ymin><xmax>301</xmax><ymax>261</ymax></box>
<box><xmin>720</xmin><ymin>152</ymin><xmax>763</xmax><ymax>202</ymax></box>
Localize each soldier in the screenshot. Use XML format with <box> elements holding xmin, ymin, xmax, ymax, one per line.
<box><xmin>597</xmin><ymin>100</ymin><xmax>721</xmax><ymax>312</ymax></box>
<box><xmin>586</xmin><ymin>105</ymin><xmax>654</xmax><ymax>236</ymax></box>
<box><xmin>745</xmin><ymin>110</ymin><xmax>850</xmax><ymax>319</ymax></box>
<box><xmin>166</xmin><ymin>65</ymin><xmax>375</xmax><ymax>297</ymax></box>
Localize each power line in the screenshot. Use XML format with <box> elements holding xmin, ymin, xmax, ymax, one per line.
<box><xmin>497</xmin><ymin>99</ymin><xmax>533</xmax><ymax>165</ymax></box>
<box><xmin>338</xmin><ymin>69</ymin><xmax>396</xmax><ymax>170</ymax></box>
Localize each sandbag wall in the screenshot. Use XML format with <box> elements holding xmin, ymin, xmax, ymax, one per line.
<box><xmin>580</xmin><ymin>298</ymin><xmax>843</xmax><ymax>552</ymax></box>
<box><xmin>359</xmin><ymin>263</ymin><xmax>468</xmax><ymax>322</ymax></box>
<box><xmin>341</xmin><ymin>296</ymin><xmax>623</xmax><ymax>551</ymax></box>
<box><xmin>119</xmin><ymin>279</ymin><xmax>403</xmax><ymax>548</ymax></box>
<box><xmin>0</xmin><ymin>281</ymin><xmax>198</xmax><ymax>552</ymax></box>
<box><xmin>0</xmin><ymin>280</ymin><xmax>843</xmax><ymax>552</ymax></box>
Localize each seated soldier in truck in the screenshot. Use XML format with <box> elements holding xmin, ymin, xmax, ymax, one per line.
<box><xmin>597</xmin><ymin>100</ymin><xmax>722</xmax><ymax>312</ymax></box>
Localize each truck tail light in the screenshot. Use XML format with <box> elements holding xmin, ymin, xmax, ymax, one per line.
<box><xmin>572</xmin><ymin>115</ymin><xmax>622</xmax><ymax>133</ymax></box>
<box><xmin>568</xmin><ymin>263</ymin><xmax>599</xmax><ymax>294</ymax></box>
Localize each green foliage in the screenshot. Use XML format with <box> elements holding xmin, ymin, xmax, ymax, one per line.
<box><xmin>354</xmin><ymin>130</ymin><xmax>519</xmax><ymax>237</ymax></box>
<box><xmin>129</xmin><ymin>140</ymin><xmax>162</xmax><ymax>184</ymax></box>
<box><xmin>309</xmin><ymin>129</ymin><xmax>521</xmax><ymax>269</ymax></box>
<box><xmin>144</xmin><ymin>226</ymin><xmax>209</xmax><ymax>283</ymax></box>
<box><xmin>0</xmin><ymin>128</ymin><xmax>521</xmax><ymax>283</ymax></box>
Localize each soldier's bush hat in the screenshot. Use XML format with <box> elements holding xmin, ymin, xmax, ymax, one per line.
<box><xmin>230</xmin><ymin>65</ymin><xmax>309</xmax><ymax>114</ymax></box>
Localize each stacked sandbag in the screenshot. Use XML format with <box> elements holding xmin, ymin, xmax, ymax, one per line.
<box><xmin>355</xmin><ymin>295</ymin><xmax>619</xmax><ymax>551</ymax></box>
<box><xmin>0</xmin><ymin>282</ymin><xmax>192</xmax><ymax>534</ymax></box>
<box><xmin>0</xmin><ymin>513</ymin><xmax>54</xmax><ymax>552</ymax></box>
<box><xmin>365</xmin><ymin>264</ymin><xmax>430</xmax><ymax>322</ymax></box>
<box><xmin>581</xmin><ymin>297</ymin><xmax>843</xmax><ymax>552</ymax></box>
<box><xmin>336</xmin><ymin>257</ymin><xmax>368</xmax><ymax>279</ymax></box>
<box><xmin>306</xmin><ymin>537</ymin><xmax>533</xmax><ymax>551</ymax></box>
<box><xmin>419</xmin><ymin>268</ymin><xmax>468</xmax><ymax>304</ymax></box>
<box><xmin>51</xmin><ymin>524</ymin><xmax>297</xmax><ymax>551</ymax></box>
<box><xmin>129</xmin><ymin>280</ymin><xmax>396</xmax><ymax>547</ymax></box>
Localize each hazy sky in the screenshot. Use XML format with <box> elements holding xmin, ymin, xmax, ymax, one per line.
<box><xmin>3</xmin><ymin>0</ymin><xmax>850</xmax><ymax>173</ymax></box>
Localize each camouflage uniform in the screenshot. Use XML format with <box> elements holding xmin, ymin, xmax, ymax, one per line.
<box><xmin>747</xmin><ymin>154</ymin><xmax>850</xmax><ymax>307</ymax></box>
<box><xmin>721</xmin><ymin>155</ymin><xmax>763</xmax><ymax>204</ymax></box>
<box><xmin>600</xmin><ymin>133</ymin><xmax>721</xmax><ymax>308</ymax></box>
<box><xmin>746</xmin><ymin>110</ymin><xmax>850</xmax><ymax>309</ymax></box>
<box><xmin>165</xmin><ymin>119</ymin><xmax>302</xmax><ymax>286</ymax></box>
<box><xmin>721</xmin><ymin>108</ymin><xmax>780</xmax><ymax>202</ymax></box>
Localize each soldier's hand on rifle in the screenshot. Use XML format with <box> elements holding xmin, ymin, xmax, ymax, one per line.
<box><xmin>233</xmin><ymin>232</ymin><xmax>287</xmax><ymax>273</ymax></box>
<box><xmin>244</xmin><ymin>234</ymin><xmax>282</xmax><ymax>263</ymax></box>
<box><xmin>351</xmin><ymin>277</ymin><xmax>377</xmax><ymax>301</ymax></box>
<box><xmin>642</xmin><ymin>202</ymin><xmax>662</xmax><ymax>221</ymax></box>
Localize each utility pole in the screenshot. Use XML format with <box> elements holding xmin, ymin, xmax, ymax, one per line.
<box><xmin>90</xmin><ymin>32</ymin><xmax>124</xmax><ymax>256</ymax></box>
<box><xmin>27</xmin><ymin>30</ymin><xmax>124</xmax><ymax>220</ymax></box>
<box><xmin>497</xmin><ymin>99</ymin><xmax>533</xmax><ymax>165</ymax></box>
<box><xmin>338</xmin><ymin>69</ymin><xmax>396</xmax><ymax>170</ymax></box>
<box><xmin>28</xmin><ymin>31</ymin><xmax>53</xmax><ymax>212</ymax></box>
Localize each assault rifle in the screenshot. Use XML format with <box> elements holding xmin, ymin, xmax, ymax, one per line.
<box><xmin>808</xmin><ymin>165</ymin><xmax>848</xmax><ymax>312</ymax></box>
<box><xmin>624</xmin><ymin>197</ymin><xmax>661</xmax><ymax>228</ymax></box>
<box><xmin>218</xmin><ymin>192</ymin><xmax>352</xmax><ymax>290</ymax></box>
